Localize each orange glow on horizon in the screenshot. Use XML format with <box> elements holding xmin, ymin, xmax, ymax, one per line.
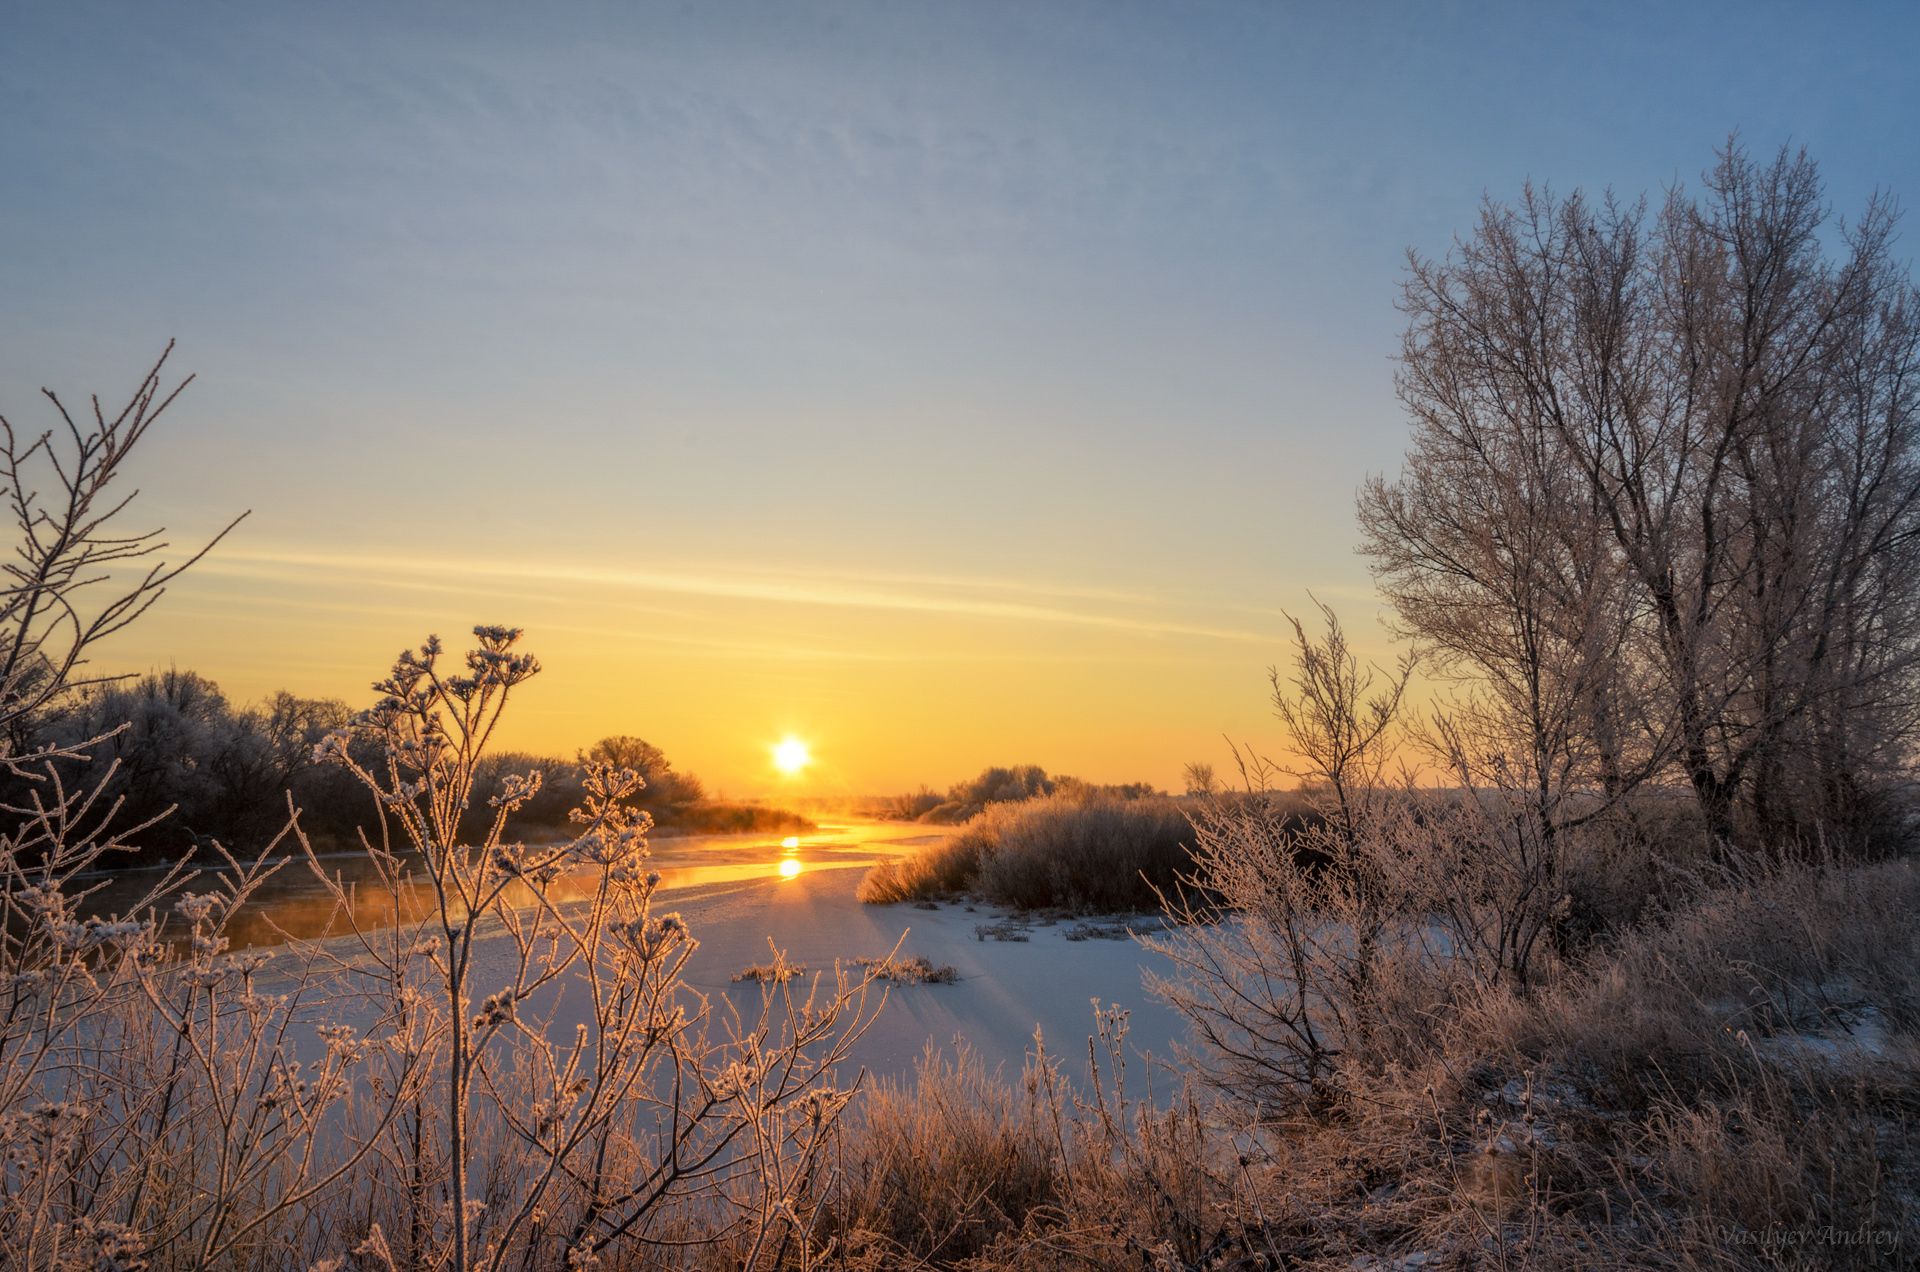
<box><xmin>100</xmin><ymin>544</ymin><xmax>1382</xmax><ymax>794</ymax></box>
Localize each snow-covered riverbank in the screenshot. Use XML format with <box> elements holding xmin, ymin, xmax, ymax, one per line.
<box><xmin>651</xmin><ymin>862</ymin><xmax>1187</xmax><ymax>1084</ymax></box>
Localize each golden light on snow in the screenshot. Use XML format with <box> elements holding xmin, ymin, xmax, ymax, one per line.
<box><xmin>772</xmin><ymin>737</ymin><xmax>811</xmax><ymax>775</ymax></box>
<box><xmin>778</xmin><ymin>858</ymin><xmax>803</xmax><ymax>879</ymax></box>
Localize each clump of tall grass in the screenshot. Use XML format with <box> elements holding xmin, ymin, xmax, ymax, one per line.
<box><xmin>733</xmin><ymin>942</ymin><xmax>808</xmax><ymax>983</ymax></box>
<box><xmin>859</xmin><ymin>789</ymin><xmax>1199</xmax><ymax>912</ymax></box>
<box><xmin>968</xmin><ymin>791</ymin><xmax>1196</xmax><ymax>911</ymax></box>
<box><xmin>819</xmin><ymin>1042</ymin><xmax>1062</xmax><ymax>1264</ymax></box>
<box><xmin>1397</xmin><ymin>859</ymin><xmax>1920</xmax><ymax>1268</ymax></box>
<box><xmin>853</xmin><ymin>953</ymin><xmax>960</xmax><ymax>984</ymax></box>
<box><xmin>857</xmin><ymin>833</ymin><xmax>983</xmax><ymax>904</ymax></box>
<box><xmin>818</xmin><ymin>1008</ymin><xmax>1225</xmax><ymax>1269</ymax></box>
<box><xmin>1488</xmin><ymin>857</ymin><xmax>1920</xmax><ymax>1104</ymax></box>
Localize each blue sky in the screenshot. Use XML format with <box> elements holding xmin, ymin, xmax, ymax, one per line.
<box><xmin>2</xmin><ymin>1</ymin><xmax>1915</xmax><ymax>788</ymax></box>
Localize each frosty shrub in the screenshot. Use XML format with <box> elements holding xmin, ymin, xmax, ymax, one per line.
<box><xmin>1145</xmin><ymin>607</ymin><xmax>1431</xmax><ymax>1111</ymax></box>
<box><xmin>298</xmin><ymin>627</ymin><xmax>888</xmax><ymax>1270</ymax></box>
<box><xmin>1147</xmin><ymin>603</ymin><xmax>1616</xmax><ymax>1112</ymax></box>
<box><xmin>1145</xmin><ymin>771</ymin><xmax>1444</xmax><ymax>1112</ymax></box>
<box><xmin>964</xmin><ymin>790</ymin><xmax>1194</xmax><ymax>912</ymax></box>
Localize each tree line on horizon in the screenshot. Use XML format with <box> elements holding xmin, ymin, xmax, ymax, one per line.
<box><xmin>2</xmin><ymin>669</ymin><xmax>800</xmax><ymax>864</ymax></box>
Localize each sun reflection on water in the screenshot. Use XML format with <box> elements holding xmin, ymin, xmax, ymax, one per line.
<box><xmin>65</xmin><ymin>821</ymin><xmax>922</xmax><ymax>951</ymax></box>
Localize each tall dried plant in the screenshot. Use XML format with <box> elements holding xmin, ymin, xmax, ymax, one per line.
<box><xmin>299</xmin><ymin>628</ymin><xmax>886</xmax><ymax>1270</ymax></box>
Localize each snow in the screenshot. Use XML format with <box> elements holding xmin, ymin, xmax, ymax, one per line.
<box><xmin>1752</xmin><ymin>1008</ymin><xmax>1903</xmax><ymax>1066</ymax></box>
<box><xmin>633</xmin><ymin>863</ymin><xmax>1191</xmax><ymax>1086</ymax></box>
<box><xmin>268</xmin><ymin>821</ymin><xmax>1196</xmax><ymax>1093</ymax></box>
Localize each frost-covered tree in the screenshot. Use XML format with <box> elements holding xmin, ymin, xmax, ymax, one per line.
<box><xmin>1362</xmin><ymin>141</ymin><xmax>1920</xmax><ymax>852</ymax></box>
<box><xmin>0</xmin><ymin>347</ymin><xmax>243</xmax><ymax>754</ymax></box>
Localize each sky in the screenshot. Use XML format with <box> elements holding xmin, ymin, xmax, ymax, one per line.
<box><xmin>3</xmin><ymin>1</ymin><xmax>1917</xmax><ymax>795</ymax></box>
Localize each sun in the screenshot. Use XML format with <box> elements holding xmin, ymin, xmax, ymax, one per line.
<box><xmin>772</xmin><ymin>737</ymin><xmax>811</xmax><ymax>776</ymax></box>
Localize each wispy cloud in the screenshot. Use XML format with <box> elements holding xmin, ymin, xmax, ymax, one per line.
<box><xmin>200</xmin><ymin>546</ymin><xmax>1273</xmax><ymax>643</ymax></box>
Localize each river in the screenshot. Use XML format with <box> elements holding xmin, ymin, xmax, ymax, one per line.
<box><xmin>71</xmin><ymin>818</ymin><xmax>952</xmax><ymax>951</ymax></box>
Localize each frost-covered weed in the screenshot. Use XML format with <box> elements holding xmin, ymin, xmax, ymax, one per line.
<box><xmin>0</xmin><ymin>355</ymin><xmax>895</xmax><ymax>1269</ymax></box>
<box><xmin>290</xmin><ymin>628</ymin><xmax>886</xmax><ymax>1270</ymax></box>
